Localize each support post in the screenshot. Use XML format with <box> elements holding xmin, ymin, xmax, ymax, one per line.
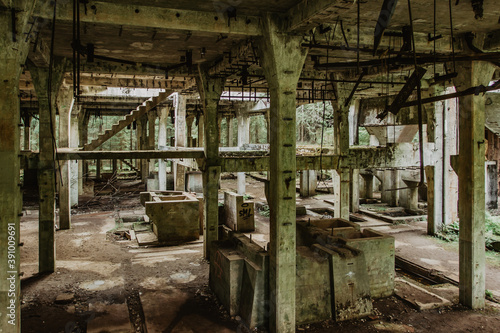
<box><xmin>258</xmin><ymin>15</ymin><xmax>308</xmax><ymax>333</ymax></box>
<box><xmin>228</xmin><ymin>116</ymin><xmax>234</xmax><ymax>147</ymax></box>
<box><xmin>0</xmin><ymin>3</ymin><xmax>36</xmax><ymax>329</ymax></box>
<box><xmin>453</xmin><ymin>61</ymin><xmax>495</xmax><ymax>309</ymax></box>
<box><xmin>158</xmin><ymin>105</ymin><xmax>168</xmax><ymax>190</ymax></box>
<box><xmin>299</xmin><ymin>170</ymin><xmax>317</xmax><ymax>197</ymax></box>
<box><xmin>426</xmin><ymin>86</ymin><xmax>445</xmax><ymax>234</ymax></box>
<box><xmin>360</xmin><ymin>173</ymin><xmax>374</xmax><ymax>199</ymax></box>
<box><xmin>137</xmin><ymin>115</ymin><xmax>148</xmax><ymax>182</ymax></box>
<box><xmin>174</xmin><ymin>93</ymin><xmax>187</xmax><ymax>191</ymax></box>
<box><xmin>237</xmin><ymin>106</ymin><xmax>250</xmax><ymax>195</ymax></box>
<box><xmin>350</xmin><ymin>168</ymin><xmax>360</xmax><ymax>212</ymax></box>
<box><xmin>196</xmin><ymin>67</ymin><xmax>224</xmax><ymax>259</ymax></box>
<box><xmin>332</xmin><ymin>76</ymin><xmax>352</xmax><ymax>219</ymax></box>
<box><xmin>70</xmin><ymin>105</ymin><xmax>80</xmax><ymax>206</ymax></box>
<box><xmin>29</xmin><ymin>59</ymin><xmax>67</xmax><ymax>274</ymax></box>
<box><xmin>57</xmin><ymin>88</ymin><xmax>74</xmax><ymax>230</ymax></box>
<box><xmin>147</xmin><ymin>109</ymin><xmax>156</xmax><ymax>183</ymax></box>
<box><xmin>78</xmin><ymin>109</ymin><xmax>90</xmax><ymax>190</ymax></box>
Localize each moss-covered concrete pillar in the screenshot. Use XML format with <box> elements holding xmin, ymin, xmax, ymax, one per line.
<box><xmin>197</xmin><ymin>67</ymin><xmax>224</xmax><ymax>259</ymax></box>
<box><xmin>174</xmin><ymin>94</ymin><xmax>187</xmax><ymax>191</ymax></box>
<box><xmin>158</xmin><ymin>105</ymin><xmax>168</xmax><ymax>190</ymax></box>
<box><xmin>258</xmin><ymin>14</ymin><xmax>308</xmax><ymax>333</ymax></box>
<box><xmin>0</xmin><ymin>2</ymin><xmax>37</xmax><ymax>329</ymax></box>
<box><xmin>23</xmin><ymin>114</ymin><xmax>31</xmax><ymax>150</ymax></box>
<box><xmin>70</xmin><ymin>105</ymin><xmax>79</xmax><ymax>206</ymax></box>
<box><xmin>29</xmin><ymin>59</ymin><xmax>66</xmax><ymax>274</ymax></box>
<box><xmin>137</xmin><ymin>115</ymin><xmax>148</xmax><ymax>182</ymax></box>
<box><xmin>237</xmin><ymin>106</ymin><xmax>250</xmax><ymax>195</ymax></box>
<box><xmin>331</xmin><ymin>74</ymin><xmax>352</xmax><ymax>220</ymax></box>
<box><xmin>147</xmin><ymin>109</ymin><xmax>156</xmax><ymax>181</ymax></box>
<box><xmin>78</xmin><ymin>108</ymin><xmax>90</xmax><ymax>187</ymax></box>
<box><xmin>453</xmin><ymin>61</ymin><xmax>495</xmax><ymax>309</ymax></box>
<box><xmin>186</xmin><ymin>116</ymin><xmax>195</xmax><ymax>147</ymax></box>
<box><xmin>350</xmin><ymin>168</ymin><xmax>360</xmax><ymax>212</ymax></box>
<box><xmin>57</xmin><ymin>88</ymin><xmax>74</xmax><ymax>230</ymax></box>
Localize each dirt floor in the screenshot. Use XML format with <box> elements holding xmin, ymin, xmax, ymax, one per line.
<box><xmin>19</xmin><ymin>175</ymin><xmax>500</xmax><ymax>332</ymax></box>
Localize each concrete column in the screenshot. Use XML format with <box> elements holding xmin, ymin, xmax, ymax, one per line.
<box><xmin>453</xmin><ymin>61</ymin><xmax>495</xmax><ymax>309</ymax></box>
<box><xmin>147</xmin><ymin>110</ymin><xmax>156</xmax><ymax>182</ymax></box>
<box><xmin>401</xmin><ymin>180</ymin><xmax>419</xmax><ymax>210</ymax></box>
<box><xmin>299</xmin><ymin>170</ymin><xmax>317</xmax><ymax>197</ymax></box>
<box><xmin>389</xmin><ymin>169</ymin><xmax>400</xmax><ymax>207</ymax></box>
<box><xmin>186</xmin><ymin>116</ymin><xmax>195</xmax><ymax>147</ymax></box>
<box><xmin>333</xmin><ymin>168</ymin><xmax>350</xmax><ymax>219</ymax></box>
<box><xmin>174</xmin><ymin>94</ymin><xmax>187</xmax><ymax>191</ymax></box>
<box><xmin>332</xmin><ymin>74</ymin><xmax>352</xmax><ymax>220</ymax></box>
<box><xmin>485</xmin><ymin>161</ymin><xmax>498</xmax><ymax>209</ymax></box>
<box><xmin>350</xmin><ymin>169</ymin><xmax>360</xmax><ymax>213</ymax></box>
<box><xmin>265</xmin><ymin>110</ymin><xmax>270</xmax><ymax>143</ymax></box>
<box><xmin>444</xmin><ymin>90</ymin><xmax>459</xmax><ymax>225</ymax></box>
<box><xmin>196</xmin><ymin>67</ymin><xmax>224</xmax><ymax>259</ymax></box>
<box><xmin>360</xmin><ymin>173</ymin><xmax>374</xmax><ymax>199</ymax></box>
<box><xmin>23</xmin><ymin>115</ymin><xmax>31</xmax><ymax>150</ymax></box>
<box><xmin>237</xmin><ymin>107</ymin><xmax>250</xmax><ymax>195</ymax></box>
<box><xmin>0</xmin><ymin>6</ymin><xmax>35</xmax><ymax>328</ymax></box>
<box><xmin>158</xmin><ymin>106</ymin><xmax>168</xmax><ymax>190</ymax></box>
<box><xmin>426</xmin><ymin>86</ymin><xmax>445</xmax><ymax>235</ymax></box>
<box><xmin>29</xmin><ymin>59</ymin><xmax>67</xmax><ymax>274</ymax></box>
<box><xmin>96</xmin><ymin>159</ymin><xmax>101</xmax><ymax>180</ymax></box>
<box><xmin>70</xmin><ymin>106</ymin><xmax>79</xmax><ymax>206</ymax></box>
<box><xmin>78</xmin><ymin>109</ymin><xmax>90</xmax><ymax>190</ymax></box>
<box><xmin>57</xmin><ymin>88</ymin><xmax>74</xmax><ymax>230</ymax></box>
<box><xmin>198</xmin><ymin>114</ymin><xmax>205</xmax><ymax>147</ymax></box>
<box><xmin>382</xmin><ymin>169</ymin><xmax>398</xmax><ymax>205</ymax></box>
<box><xmin>258</xmin><ymin>15</ymin><xmax>308</xmax><ymax>333</ymax></box>
<box><xmin>228</xmin><ymin>116</ymin><xmax>234</xmax><ymax>147</ymax></box>
<box><xmin>137</xmin><ymin>115</ymin><xmax>148</xmax><ymax>182</ymax></box>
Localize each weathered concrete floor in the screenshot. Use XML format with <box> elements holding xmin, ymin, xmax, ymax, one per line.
<box><xmin>17</xmin><ymin>178</ymin><xmax>500</xmax><ymax>332</ymax></box>
<box><xmin>19</xmin><ymin>210</ymin><xmax>238</xmax><ymax>333</ymax></box>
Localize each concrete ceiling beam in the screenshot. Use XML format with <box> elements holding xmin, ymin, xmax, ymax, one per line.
<box><xmin>34</xmin><ymin>0</ymin><xmax>262</xmax><ymax>36</ymax></box>
<box><xmin>287</xmin><ymin>0</ymin><xmax>348</xmax><ymax>32</ymax></box>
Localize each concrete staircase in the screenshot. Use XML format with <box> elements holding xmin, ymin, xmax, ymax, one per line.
<box><xmin>120</xmin><ymin>159</ymin><xmax>140</xmax><ymax>174</ymax></box>
<box><xmin>83</xmin><ymin>92</ymin><xmax>169</xmax><ymax>151</ymax></box>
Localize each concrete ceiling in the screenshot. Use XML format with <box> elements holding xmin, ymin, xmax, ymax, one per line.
<box><xmin>21</xmin><ymin>0</ymin><xmax>500</xmax><ymax>104</ymax></box>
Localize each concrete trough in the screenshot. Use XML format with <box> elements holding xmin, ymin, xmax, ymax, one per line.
<box><xmin>141</xmin><ymin>191</ymin><xmax>203</xmax><ymax>244</ymax></box>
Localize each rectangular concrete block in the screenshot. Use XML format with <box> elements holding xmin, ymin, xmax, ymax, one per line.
<box><xmin>224</xmin><ymin>191</ymin><xmax>255</xmax><ymax>232</ymax></box>
<box><xmin>209</xmin><ymin>243</ymin><xmax>244</xmax><ymax>316</ymax></box>
<box><xmin>339</xmin><ymin>228</ymin><xmax>395</xmax><ymax>298</ymax></box>
<box><xmin>144</xmin><ymin>191</ymin><xmax>200</xmax><ymax>244</ymax></box>
<box><xmin>186</xmin><ymin>171</ymin><xmax>203</xmax><ymax>193</ymax></box>
<box><xmin>313</xmin><ymin>243</ymin><xmax>372</xmax><ymax>321</ymax></box>
<box><xmin>296</xmin><ymin>246</ymin><xmax>332</xmax><ymax>324</ymax></box>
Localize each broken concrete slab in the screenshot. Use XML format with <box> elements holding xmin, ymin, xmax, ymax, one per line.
<box><xmin>395</xmin><ymin>278</ymin><xmax>452</xmax><ymax>310</ymax></box>
<box><xmin>54</xmin><ymin>293</ymin><xmax>74</xmax><ymax>304</ymax></box>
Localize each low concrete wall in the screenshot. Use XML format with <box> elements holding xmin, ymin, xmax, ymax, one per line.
<box><xmin>338</xmin><ymin>228</ymin><xmax>395</xmax><ymax>298</ymax></box>
<box><xmin>209</xmin><ymin>221</ymin><xmax>394</xmax><ymax>329</ymax></box>
<box><xmin>210</xmin><ymin>234</ymin><xmax>269</xmax><ymax>329</ymax></box>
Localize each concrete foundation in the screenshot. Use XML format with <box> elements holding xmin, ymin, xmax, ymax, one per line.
<box><xmin>141</xmin><ymin>191</ymin><xmax>201</xmax><ymax>244</ymax></box>
<box><xmin>209</xmin><ymin>218</ymin><xmax>394</xmax><ymax>328</ymax></box>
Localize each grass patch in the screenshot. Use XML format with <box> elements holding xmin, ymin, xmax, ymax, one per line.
<box><xmin>259</xmin><ymin>204</ymin><xmax>270</xmax><ymax>217</ymax></box>
<box><xmin>435</xmin><ymin>212</ymin><xmax>500</xmax><ymax>252</ymax></box>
